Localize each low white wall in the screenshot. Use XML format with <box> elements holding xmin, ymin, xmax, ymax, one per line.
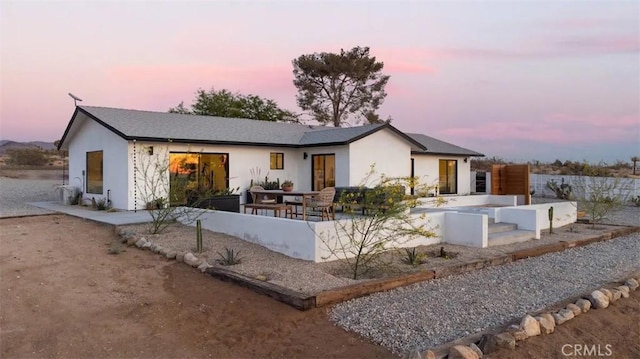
<box><xmin>496</xmin><ymin>201</ymin><xmax>577</xmax><ymax>239</ymax></box>
<box><xmin>190</xmin><ymin>210</ymin><xmax>318</xmax><ymax>261</ymax></box>
<box><xmin>182</xmin><ymin>209</ymin><xmax>445</xmax><ymax>263</ymax></box>
<box><xmin>444</xmin><ymin>212</ymin><xmax>488</xmax><ymax>248</ymax></box>
<box><xmin>417</xmin><ymin>194</ymin><xmax>518</xmax><ymax>208</ymax></box>
<box><xmin>178</xmin><ymin>198</ymin><xmax>577</xmax><ymax>262</ymax></box>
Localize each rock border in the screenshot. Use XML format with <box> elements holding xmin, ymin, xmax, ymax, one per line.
<box><xmin>115</xmin><ymin>225</ymin><xmax>640</xmax><ymax>311</ymax></box>
<box><xmin>407</xmin><ymin>274</ymin><xmax>640</xmax><ymax>359</ymax></box>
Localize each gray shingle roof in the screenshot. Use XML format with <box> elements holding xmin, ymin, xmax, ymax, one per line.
<box><xmin>59</xmin><ymin>106</ymin><xmax>481</xmax><ymax>156</ymax></box>
<box><xmin>77</xmin><ymin>106</ymin><xmax>312</xmax><ymax>145</ymax></box>
<box><xmin>408</xmin><ymin>133</ymin><xmax>484</xmax><ymax>156</ymax></box>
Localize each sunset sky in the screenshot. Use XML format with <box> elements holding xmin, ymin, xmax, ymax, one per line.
<box><xmin>1</xmin><ymin>1</ymin><xmax>638</xmax><ymax>163</ymax></box>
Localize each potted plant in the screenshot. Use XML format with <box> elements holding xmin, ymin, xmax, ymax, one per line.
<box><xmin>281</xmin><ymin>180</ymin><xmax>294</xmax><ymax>192</ymax></box>
<box><xmin>246</xmin><ymin>175</ymin><xmax>282</xmax><ymax>203</ymax></box>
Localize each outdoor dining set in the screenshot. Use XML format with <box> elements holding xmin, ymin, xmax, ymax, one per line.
<box><xmin>243</xmin><ymin>186</ymin><xmax>336</xmax><ymax>221</ymax></box>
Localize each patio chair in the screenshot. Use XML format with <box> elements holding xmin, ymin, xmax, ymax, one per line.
<box><xmin>307</xmin><ymin>187</ymin><xmax>336</xmax><ymax>221</ymax></box>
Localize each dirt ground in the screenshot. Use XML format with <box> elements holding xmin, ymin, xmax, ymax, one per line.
<box><xmin>0</xmin><ymin>215</ymin><xmax>392</xmax><ymax>359</ymax></box>
<box><xmin>488</xmin><ymin>290</ymin><xmax>640</xmax><ymax>359</ymax></box>
<box><xmin>2</xmin><ymin>215</ymin><xmax>639</xmax><ymax>359</ymax></box>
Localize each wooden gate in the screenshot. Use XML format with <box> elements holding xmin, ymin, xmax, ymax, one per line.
<box><xmin>491</xmin><ymin>164</ymin><xmax>530</xmax><ymax>205</ymax></box>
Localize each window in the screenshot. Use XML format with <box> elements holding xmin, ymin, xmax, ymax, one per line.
<box><xmin>169</xmin><ymin>152</ymin><xmax>229</xmax><ymax>205</ymax></box>
<box><xmin>270</xmin><ymin>152</ymin><xmax>284</xmax><ymax>170</ymax></box>
<box><xmin>86</xmin><ymin>151</ymin><xmax>103</xmax><ymax>194</ymax></box>
<box><xmin>438</xmin><ymin>159</ymin><xmax>457</xmax><ymax>194</ymax></box>
<box><xmin>312</xmin><ymin>154</ymin><xmax>335</xmax><ymax>190</ymax></box>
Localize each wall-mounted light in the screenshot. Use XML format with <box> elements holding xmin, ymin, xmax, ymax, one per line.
<box><xmin>303</xmin><ymin>152</ymin><xmax>308</xmax><ymax>160</ymax></box>
<box><xmin>148</xmin><ymin>146</ymin><xmax>154</xmax><ymax>155</ymax></box>
<box><xmin>464</xmin><ymin>157</ymin><xmax>468</xmax><ymax>163</ymax></box>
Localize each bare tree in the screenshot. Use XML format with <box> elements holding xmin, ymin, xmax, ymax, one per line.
<box><xmin>134</xmin><ymin>144</ymin><xmax>206</xmax><ymax>234</ymax></box>
<box><xmin>571</xmin><ymin>175</ymin><xmax>630</xmax><ymax>228</ymax></box>
<box><xmin>320</xmin><ymin>166</ymin><xmax>439</xmax><ymax>279</ymax></box>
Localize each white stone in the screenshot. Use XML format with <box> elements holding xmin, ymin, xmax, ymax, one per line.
<box><xmin>469</xmin><ymin>343</ymin><xmax>483</xmax><ymax>358</ymax></box>
<box><xmin>589</xmin><ymin>290</ymin><xmax>610</xmax><ymax>309</ymax></box>
<box><xmin>448</xmin><ymin>345</ymin><xmax>479</xmax><ymax>359</ymax></box>
<box><xmin>135</xmin><ymin>238</ymin><xmax>147</xmax><ymax>248</ymax></box>
<box><xmin>600</xmin><ymin>288</ymin><xmax>613</xmax><ymax>301</ymax></box>
<box><xmin>183</xmin><ymin>253</ymin><xmax>199</xmax><ymax>266</ymax></box>
<box><xmin>536</xmin><ymin>316</ymin><xmax>555</xmax><ymax>334</ymax></box>
<box><xmin>625</xmin><ymin>278</ymin><xmax>639</xmax><ymax>291</ymax></box>
<box><xmin>610</xmin><ymin>289</ymin><xmax>622</xmax><ymax>302</ymax></box>
<box><xmin>566</xmin><ymin>303</ymin><xmax>581</xmax><ymax>316</ymax></box>
<box><xmin>552</xmin><ymin>308</ymin><xmax>575</xmax><ymax>325</ymax></box>
<box><xmin>520</xmin><ymin>315</ymin><xmax>541</xmax><ymax>337</ymax></box>
<box><xmin>539</xmin><ymin>313</ymin><xmax>556</xmax><ymax>326</ymax></box>
<box><xmin>197</xmin><ymin>261</ymin><xmax>212</xmax><ymax>272</ymax></box>
<box><xmin>616</xmin><ymin>285</ymin><xmax>630</xmax><ymax>298</ymax></box>
<box><xmin>575</xmin><ymin>299</ymin><xmax>591</xmax><ymax>313</ymax></box>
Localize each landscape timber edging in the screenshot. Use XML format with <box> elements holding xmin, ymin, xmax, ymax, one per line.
<box><xmin>205</xmin><ymin>267</ymin><xmax>316</xmax><ymax>310</ymax></box>
<box><xmin>315</xmin><ymin>270</ymin><xmax>436</xmax><ymax>307</ymax></box>
<box><xmin>115</xmin><ymin>224</ymin><xmax>639</xmax><ymax>311</ymax></box>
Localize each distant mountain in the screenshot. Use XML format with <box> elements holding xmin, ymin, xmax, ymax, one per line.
<box><xmin>0</xmin><ymin>140</ymin><xmax>56</xmax><ymax>154</ymax></box>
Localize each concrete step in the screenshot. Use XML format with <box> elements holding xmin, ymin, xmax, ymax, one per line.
<box><xmin>488</xmin><ymin>230</ymin><xmax>536</xmax><ymax>247</ymax></box>
<box><xmin>488</xmin><ymin>222</ymin><xmax>517</xmax><ymax>234</ymax></box>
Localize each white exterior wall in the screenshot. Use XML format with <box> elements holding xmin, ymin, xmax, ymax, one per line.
<box><xmin>122</xmin><ymin>142</ymin><xmax>306</xmax><ymax>210</ymax></box>
<box><xmin>68</xmin><ymin>118</ymin><xmax>129</xmax><ymax>209</ymax></box>
<box><xmin>348</xmin><ymin>129</ymin><xmax>412</xmax><ymax>186</ymax></box>
<box><xmin>412</xmin><ymin>156</ymin><xmax>440</xmax><ymax>191</ymax></box>
<box><xmin>413</xmin><ymin>155</ymin><xmax>473</xmax><ymax>195</ymax></box>
<box><xmin>298</xmin><ymin>145</ymin><xmax>350</xmax><ymax>188</ymax></box>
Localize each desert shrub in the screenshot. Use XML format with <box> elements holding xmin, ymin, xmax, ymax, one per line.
<box><xmin>572</xmin><ymin>176</ymin><xmax>629</xmax><ymax>228</ymax></box>
<box><xmin>5</xmin><ymin>148</ymin><xmax>48</xmax><ymax>166</ymax></box>
<box><xmin>402</xmin><ymin>247</ymin><xmax>426</xmax><ymax>266</ymax></box>
<box><xmin>547</xmin><ymin>178</ymin><xmax>572</xmax><ymax>199</ymax></box>
<box><xmin>321</xmin><ymin>166</ymin><xmax>438</xmax><ymax>279</ymax></box>
<box><xmin>216</xmin><ymin>248</ymin><xmax>242</xmax><ymax>265</ymax></box>
<box><xmin>92</xmin><ymin>197</ymin><xmax>111</xmax><ymax>211</ymax></box>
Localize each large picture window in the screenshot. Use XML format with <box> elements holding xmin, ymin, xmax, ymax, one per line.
<box><xmin>169</xmin><ymin>153</ymin><xmax>229</xmax><ymax>205</ymax></box>
<box><xmin>270</xmin><ymin>152</ymin><xmax>284</xmax><ymax>170</ymax></box>
<box><xmin>86</xmin><ymin>151</ymin><xmax>103</xmax><ymax>194</ymax></box>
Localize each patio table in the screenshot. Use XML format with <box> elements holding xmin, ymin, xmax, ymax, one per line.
<box><xmin>250</xmin><ymin>189</ymin><xmax>319</xmax><ymax>221</ymax></box>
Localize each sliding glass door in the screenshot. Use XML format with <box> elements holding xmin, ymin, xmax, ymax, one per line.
<box><xmin>169</xmin><ymin>153</ymin><xmax>229</xmax><ymax>205</ymax></box>
<box><xmin>439</xmin><ymin>159</ymin><xmax>457</xmax><ymax>194</ymax></box>
<box><xmin>312</xmin><ymin>154</ymin><xmax>335</xmax><ymax>191</ymax></box>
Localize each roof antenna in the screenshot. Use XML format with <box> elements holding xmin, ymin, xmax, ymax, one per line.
<box><xmin>68</xmin><ymin>93</ymin><xmax>83</xmax><ymax>106</ymax></box>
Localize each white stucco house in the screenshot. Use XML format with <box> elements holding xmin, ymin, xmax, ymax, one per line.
<box><xmin>57</xmin><ymin>106</ymin><xmax>483</xmax><ymax>210</ymax></box>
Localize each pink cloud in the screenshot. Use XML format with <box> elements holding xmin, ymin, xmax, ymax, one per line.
<box><xmin>385</xmin><ymin>62</ymin><xmax>436</xmax><ymax>74</ymax></box>
<box><xmin>553</xmin><ymin>35</ymin><xmax>639</xmax><ymax>55</ymax></box>
<box><xmin>441</xmin><ymin>113</ymin><xmax>639</xmax><ymax>145</ymax></box>
<box><xmin>107</xmin><ymin>64</ymin><xmax>297</xmax><ymax>108</ymax></box>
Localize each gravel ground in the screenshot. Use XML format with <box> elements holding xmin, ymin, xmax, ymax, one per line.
<box><xmin>0</xmin><ymin>178</ymin><xmax>60</xmax><ymax>217</ymax></box>
<box><xmin>3</xmin><ymin>179</ymin><xmax>639</xmax><ymax>355</ymax></box>
<box><xmin>330</xmin><ymin>207</ymin><xmax>640</xmax><ymax>355</ymax></box>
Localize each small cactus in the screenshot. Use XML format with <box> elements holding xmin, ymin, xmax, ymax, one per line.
<box><xmin>548</xmin><ymin>206</ymin><xmax>554</xmax><ymax>234</ymax></box>
<box><xmin>196</xmin><ymin>219</ymin><xmax>203</xmax><ymax>253</ymax></box>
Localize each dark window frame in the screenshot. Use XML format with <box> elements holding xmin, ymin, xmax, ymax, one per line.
<box><xmin>439</xmin><ymin>159</ymin><xmax>458</xmax><ymax>194</ymax></box>
<box><xmin>86</xmin><ymin>150</ymin><xmax>103</xmax><ymax>194</ymax></box>
<box><xmin>270</xmin><ymin>152</ymin><xmax>284</xmax><ymax>170</ymax></box>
